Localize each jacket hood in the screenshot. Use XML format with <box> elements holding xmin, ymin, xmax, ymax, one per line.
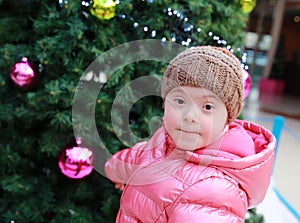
<box><xmin>185</xmin><ymin>119</ymin><xmax>276</xmax><ymax>207</ymax></box>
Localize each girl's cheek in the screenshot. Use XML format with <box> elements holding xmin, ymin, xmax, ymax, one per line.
<box><xmin>164</xmin><ymin>104</ymin><xmax>181</xmax><ymax>125</ymax></box>
<box><xmin>164</xmin><ymin>109</ymin><xmax>178</xmax><ymax>123</ymax></box>
<box><xmin>200</xmin><ymin>117</ymin><xmax>214</xmax><ymax>135</ymax></box>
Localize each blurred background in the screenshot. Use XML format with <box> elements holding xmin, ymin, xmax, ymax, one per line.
<box><xmin>242</xmin><ymin>0</ymin><xmax>300</xmax><ymax>221</ymax></box>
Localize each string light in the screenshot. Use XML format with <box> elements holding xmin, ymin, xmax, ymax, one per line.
<box><xmin>151</xmin><ymin>30</ymin><xmax>156</xmax><ymax>37</ymax></box>
<box><xmin>116</xmin><ymin>3</ymin><xmax>248</xmax><ymax>66</ymax></box>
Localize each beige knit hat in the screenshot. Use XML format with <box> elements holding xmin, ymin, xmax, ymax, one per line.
<box><xmin>161</xmin><ymin>46</ymin><xmax>244</xmax><ymax>123</ymax></box>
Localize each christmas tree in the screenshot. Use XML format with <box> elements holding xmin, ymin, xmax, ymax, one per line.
<box><xmin>0</xmin><ymin>0</ymin><xmax>262</xmax><ymax>222</ymax></box>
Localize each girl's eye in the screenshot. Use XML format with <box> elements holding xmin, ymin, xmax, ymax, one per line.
<box><xmin>175</xmin><ymin>98</ymin><xmax>185</xmax><ymax>104</ymax></box>
<box><xmin>203</xmin><ymin>104</ymin><xmax>214</xmax><ymax>110</ymax></box>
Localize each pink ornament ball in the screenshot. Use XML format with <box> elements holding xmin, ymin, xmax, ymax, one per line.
<box><xmin>10</xmin><ymin>57</ymin><xmax>39</xmax><ymax>90</ymax></box>
<box><xmin>58</xmin><ymin>144</ymin><xmax>94</xmax><ymax>179</ymax></box>
<box><xmin>242</xmin><ymin>69</ymin><xmax>252</xmax><ymax>99</ymax></box>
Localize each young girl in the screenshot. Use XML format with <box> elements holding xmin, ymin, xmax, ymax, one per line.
<box><xmin>105</xmin><ymin>46</ymin><xmax>276</xmax><ymax>223</ymax></box>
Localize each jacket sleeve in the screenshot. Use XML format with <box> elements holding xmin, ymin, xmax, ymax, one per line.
<box><xmin>105</xmin><ymin>127</ymin><xmax>167</xmax><ymax>186</ymax></box>
<box><xmin>167</xmin><ymin>173</ymin><xmax>248</xmax><ymax>223</ymax></box>
<box><xmin>104</xmin><ymin>141</ymin><xmax>148</xmax><ymax>184</ymax></box>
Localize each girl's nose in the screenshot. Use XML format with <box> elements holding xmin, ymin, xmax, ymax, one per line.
<box><xmin>183</xmin><ymin>106</ymin><xmax>199</xmax><ymax>123</ymax></box>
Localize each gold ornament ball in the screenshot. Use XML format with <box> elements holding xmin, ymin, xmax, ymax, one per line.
<box><xmin>240</xmin><ymin>0</ymin><xmax>256</xmax><ymax>13</ymax></box>
<box><xmin>90</xmin><ymin>0</ymin><xmax>116</xmax><ymax>20</ymax></box>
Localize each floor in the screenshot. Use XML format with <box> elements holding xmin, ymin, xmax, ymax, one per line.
<box><xmin>242</xmin><ymin>86</ymin><xmax>300</xmax><ymax>221</ymax></box>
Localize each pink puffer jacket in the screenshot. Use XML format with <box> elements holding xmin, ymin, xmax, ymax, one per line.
<box><xmin>105</xmin><ymin>120</ymin><xmax>276</xmax><ymax>223</ymax></box>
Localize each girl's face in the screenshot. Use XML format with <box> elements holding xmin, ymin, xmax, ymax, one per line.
<box><xmin>163</xmin><ymin>86</ymin><xmax>227</xmax><ymax>151</ymax></box>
